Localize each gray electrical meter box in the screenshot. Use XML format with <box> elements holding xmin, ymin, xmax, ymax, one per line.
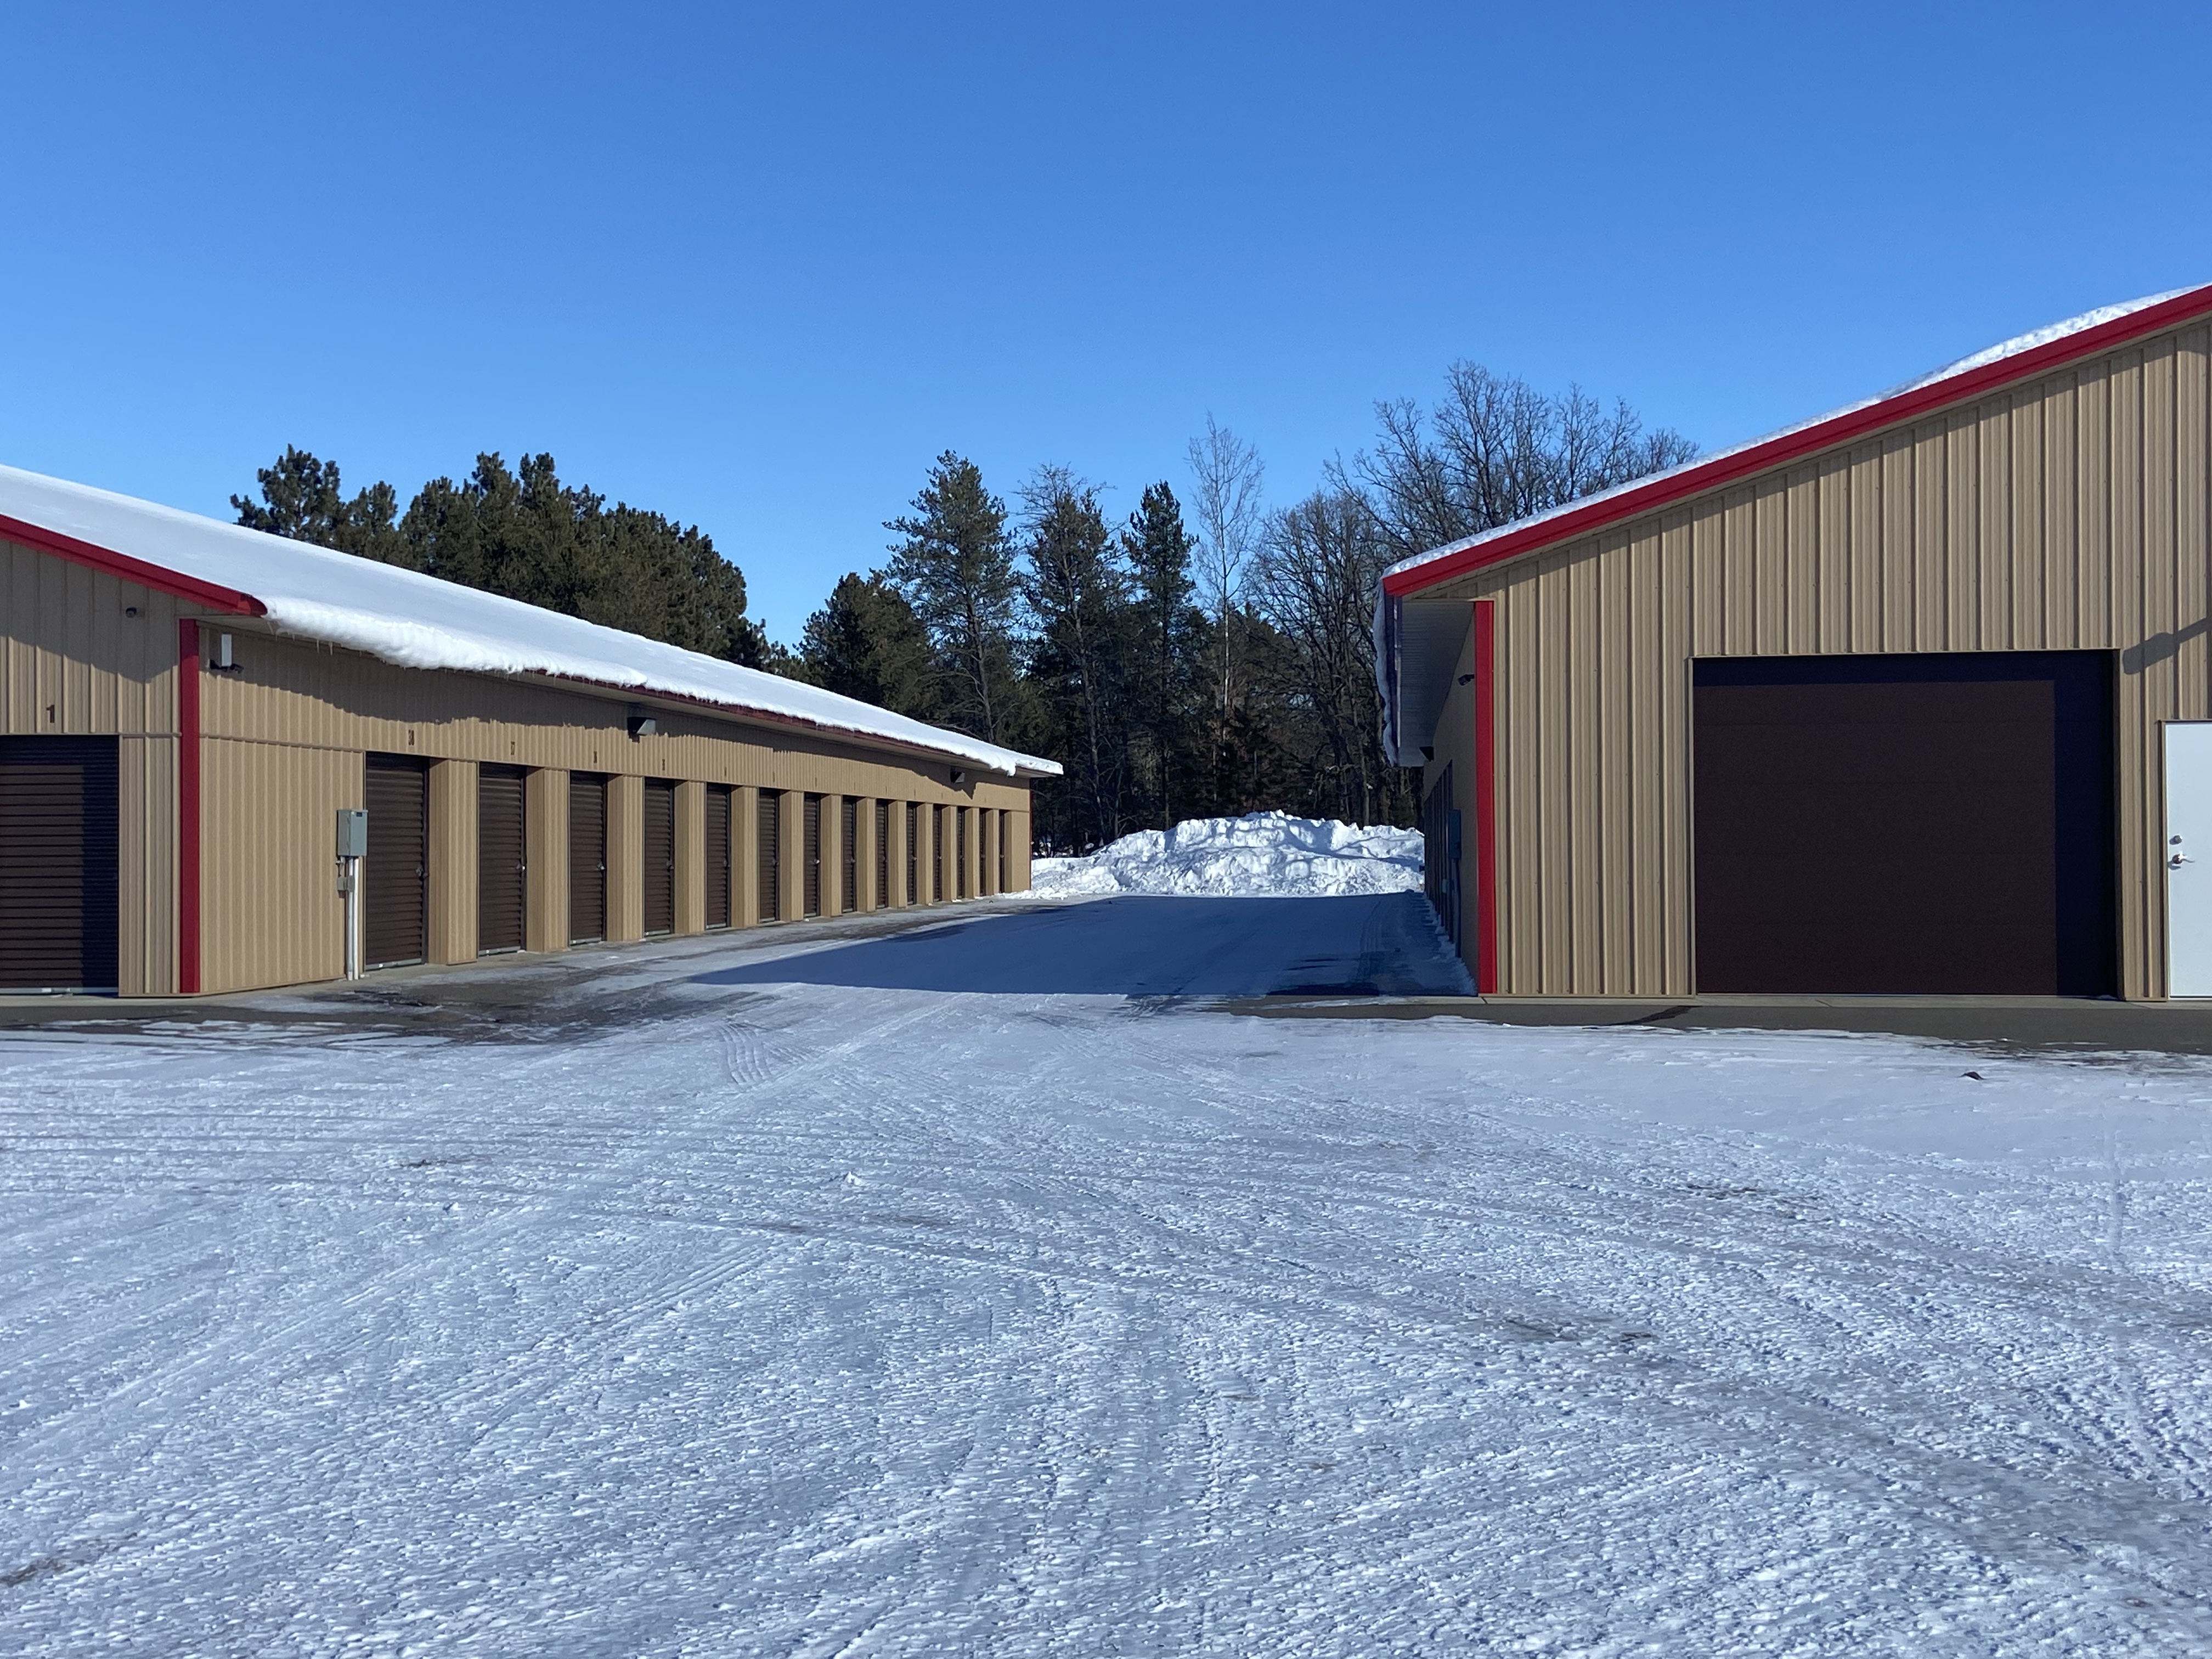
<box><xmin>336</xmin><ymin>808</ymin><xmax>369</xmax><ymax>859</ymax></box>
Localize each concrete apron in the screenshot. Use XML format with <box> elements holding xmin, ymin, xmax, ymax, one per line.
<box><xmin>1215</xmin><ymin>992</ymin><xmax>2212</xmax><ymax>1057</ymax></box>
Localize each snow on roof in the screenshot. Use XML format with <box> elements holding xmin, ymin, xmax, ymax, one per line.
<box><xmin>0</xmin><ymin>461</ymin><xmax>1060</xmax><ymax>778</ymax></box>
<box><xmin>1382</xmin><ymin>284</ymin><xmax>2212</xmax><ymax>590</ymax></box>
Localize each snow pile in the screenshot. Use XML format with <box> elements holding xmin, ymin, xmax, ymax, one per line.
<box><xmin>1030</xmin><ymin>811</ymin><xmax>1423</xmax><ymax>898</ymax></box>
<box><xmin>0</xmin><ymin>462</ymin><xmax>1058</xmax><ymax>778</ymax></box>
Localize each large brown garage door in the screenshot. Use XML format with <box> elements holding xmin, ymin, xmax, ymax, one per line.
<box><xmin>478</xmin><ymin>764</ymin><xmax>527</xmax><ymax>954</ymax></box>
<box><xmin>1694</xmin><ymin>652</ymin><xmax>2115</xmax><ymax>995</ymax></box>
<box><xmin>642</xmin><ymin>778</ymin><xmax>675</xmax><ymax>936</ymax></box>
<box><xmin>365</xmin><ymin>754</ymin><xmax>428</xmax><ymax>969</ymax></box>
<box><xmin>569</xmin><ymin>772</ymin><xmax>607</xmax><ymax>944</ymax></box>
<box><xmin>0</xmin><ymin>737</ymin><xmax>119</xmax><ymax>992</ymax></box>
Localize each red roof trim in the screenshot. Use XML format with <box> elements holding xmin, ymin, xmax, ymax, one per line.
<box><xmin>0</xmin><ymin>512</ymin><xmax>265</xmax><ymax>615</ymax></box>
<box><xmin>1384</xmin><ymin>285</ymin><xmax>2212</xmax><ymax>597</ymax></box>
<box><xmin>0</xmin><ymin>500</ymin><xmax>1048</xmax><ymax>775</ymax></box>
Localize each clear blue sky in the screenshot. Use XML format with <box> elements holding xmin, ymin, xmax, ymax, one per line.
<box><xmin>4</xmin><ymin>2</ymin><xmax>2208</xmax><ymax>642</ymax></box>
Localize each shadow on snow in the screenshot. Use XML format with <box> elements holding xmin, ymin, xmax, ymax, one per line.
<box><xmin>691</xmin><ymin>893</ymin><xmax>1465</xmax><ymax>999</ymax></box>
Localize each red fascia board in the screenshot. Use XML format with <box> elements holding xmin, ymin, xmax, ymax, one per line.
<box><xmin>540</xmin><ymin>673</ymin><xmax>1054</xmax><ymax>779</ymax></box>
<box><xmin>0</xmin><ymin>513</ymin><xmax>264</xmax><ymax>615</ymax></box>
<box><xmin>1383</xmin><ymin>285</ymin><xmax>2212</xmax><ymax>598</ymax></box>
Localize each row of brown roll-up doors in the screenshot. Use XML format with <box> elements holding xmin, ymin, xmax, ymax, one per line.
<box><xmin>0</xmin><ymin>745</ymin><xmax>998</xmax><ymax>991</ymax></box>
<box><xmin>747</xmin><ymin>793</ymin><xmax>994</xmax><ymax>921</ymax></box>
<box><xmin>363</xmin><ymin>764</ymin><xmax>712</xmax><ymax>966</ymax></box>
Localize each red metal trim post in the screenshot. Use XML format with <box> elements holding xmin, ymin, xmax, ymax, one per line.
<box><xmin>1472</xmin><ymin>601</ymin><xmax>1498</xmax><ymax>995</ymax></box>
<box><xmin>177</xmin><ymin>619</ymin><xmax>201</xmax><ymax>995</ymax></box>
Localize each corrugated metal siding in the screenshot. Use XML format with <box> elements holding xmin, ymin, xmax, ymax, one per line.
<box><xmin>0</xmin><ymin>542</ymin><xmax>178</xmax><ymax>736</ymax></box>
<box><xmin>526</xmin><ymin>766</ymin><xmax>569</xmax><ymax>951</ymax></box>
<box><xmin>1417</xmin><ymin>321</ymin><xmax>2212</xmax><ymax>998</ymax></box>
<box><xmin>193</xmin><ymin>630</ymin><xmax>1030</xmax><ymax>813</ymax></box>
<box><xmin>117</xmin><ymin>734</ymin><xmax>176</xmax><ymax>995</ymax></box>
<box><xmin>428</xmin><ymin>757</ymin><xmax>477</xmax><ymax>964</ymax></box>
<box><xmin>2</xmin><ymin>535</ymin><xmax>1036</xmax><ymax>993</ymax></box>
<box><xmin>200</xmin><ymin>740</ymin><xmax>357</xmax><ymax>993</ymax></box>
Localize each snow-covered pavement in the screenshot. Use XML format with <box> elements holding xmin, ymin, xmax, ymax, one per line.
<box><xmin>4</xmin><ymin>894</ymin><xmax>2212</xmax><ymax>1655</ymax></box>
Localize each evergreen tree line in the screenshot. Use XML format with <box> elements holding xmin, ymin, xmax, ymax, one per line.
<box><xmin>236</xmin><ymin>364</ymin><xmax>1692</xmax><ymax>851</ymax></box>
<box><xmin>797</xmin><ymin>372</ymin><xmax>1695</xmax><ymax>852</ymax></box>
<box><xmin>232</xmin><ymin>448</ymin><xmax>770</xmax><ymax>665</ymax></box>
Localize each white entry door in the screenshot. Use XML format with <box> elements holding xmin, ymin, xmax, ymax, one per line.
<box><xmin>2166</xmin><ymin>723</ymin><xmax>2212</xmax><ymax>995</ymax></box>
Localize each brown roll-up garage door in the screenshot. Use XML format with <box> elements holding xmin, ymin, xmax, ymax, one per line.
<box><xmin>643</xmin><ymin>778</ymin><xmax>675</xmax><ymax>936</ymax></box>
<box><xmin>839</xmin><ymin>796</ymin><xmax>858</xmax><ymax>913</ymax></box>
<box><xmin>802</xmin><ymin>793</ymin><xmax>823</xmax><ymax>917</ymax></box>
<box><xmin>906</xmin><ymin>802</ymin><xmax>919</xmax><ymax>903</ymax></box>
<box><xmin>757</xmin><ymin>790</ymin><xmax>781</xmax><ymax>922</ymax></box>
<box><xmin>875</xmin><ymin>798</ymin><xmax>890</xmax><ymax>908</ymax></box>
<box><xmin>933</xmin><ymin>806</ymin><xmax>946</xmax><ymax>902</ymax></box>
<box><xmin>0</xmin><ymin>737</ymin><xmax>119</xmax><ymax>992</ymax></box>
<box><xmin>1693</xmin><ymin>651</ymin><xmax>2116</xmax><ymax>995</ymax></box>
<box><xmin>365</xmin><ymin>754</ymin><xmax>428</xmax><ymax>969</ymax></box>
<box><xmin>569</xmin><ymin>772</ymin><xmax>607</xmax><ymax>944</ymax></box>
<box><xmin>705</xmin><ymin>785</ymin><xmax>732</xmax><ymax>929</ymax></box>
<box><xmin>478</xmin><ymin>764</ymin><xmax>527</xmax><ymax>954</ymax></box>
<box><xmin>956</xmin><ymin>808</ymin><xmax>969</xmax><ymax>899</ymax></box>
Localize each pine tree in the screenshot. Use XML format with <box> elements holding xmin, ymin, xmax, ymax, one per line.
<box><xmin>797</xmin><ymin>573</ymin><xmax>939</xmax><ymax>717</ymax></box>
<box><xmin>231</xmin><ymin>446</ymin><xmax>410</xmax><ymax>566</ymax></box>
<box><xmin>238</xmin><ymin>448</ymin><xmax>770</xmax><ymax>667</ymax></box>
<box><xmin>1023</xmin><ymin>468</ymin><xmax>1133</xmax><ymax>850</ymax></box>
<box><xmin>885</xmin><ymin>453</ymin><xmax>1024</xmax><ymax>743</ymax></box>
<box><xmin>1122</xmin><ymin>482</ymin><xmax>1203</xmax><ymax>829</ymax></box>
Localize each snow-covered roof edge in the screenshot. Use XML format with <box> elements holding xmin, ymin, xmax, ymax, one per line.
<box><xmin>1381</xmin><ymin>284</ymin><xmax>2212</xmax><ymax>592</ymax></box>
<box><xmin>0</xmin><ymin>462</ymin><xmax>1061</xmax><ymax>779</ymax></box>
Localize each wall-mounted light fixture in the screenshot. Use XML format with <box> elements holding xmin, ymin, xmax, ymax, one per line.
<box><xmin>627</xmin><ymin>712</ymin><xmax>659</xmax><ymax>740</ymax></box>
<box><xmin>949</xmin><ymin>768</ymin><xmax>967</xmax><ymax>787</ymax></box>
<box><xmin>209</xmin><ymin>632</ymin><xmax>244</xmax><ymax>674</ymax></box>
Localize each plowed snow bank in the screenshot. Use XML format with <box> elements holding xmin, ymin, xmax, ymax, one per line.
<box><xmin>1029</xmin><ymin>811</ymin><xmax>1422</xmax><ymax>898</ymax></box>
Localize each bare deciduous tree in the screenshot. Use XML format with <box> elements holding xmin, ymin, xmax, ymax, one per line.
<box><xmin>1246</xmin><ymin>488</ymin><xmax>1406</xmax><ymax>825</ymax></box>
<box><xmin>1352</xmin><ymin>365</ymin><xmax>1699</xmax><ymax>564</ymax></box>
<box><xmin>1185</xmin><ymin>416</ymin><xmax>1266</xmax><ymax>801</ymax></box>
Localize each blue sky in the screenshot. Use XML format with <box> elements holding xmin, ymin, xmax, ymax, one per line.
<box><xmin>3</xmin><ymin>2</ymin><xmax>2208</xmax><ymax>641</ymax></box>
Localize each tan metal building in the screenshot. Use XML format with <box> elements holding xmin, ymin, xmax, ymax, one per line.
<box><xmin>0</xmin><ymin>464</ymin><xmax>1057</xmax><ymax>997</ymax></box>
<box><xmin>1380</xmin><ymin>285</ymin><xmax>2212</xmax><ymax>1002</ymax></box>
